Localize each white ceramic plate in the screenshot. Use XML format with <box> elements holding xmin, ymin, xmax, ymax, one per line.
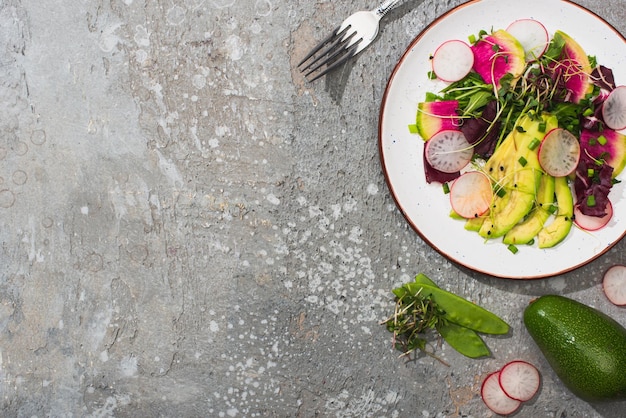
<box><xmin>379</xmin><ymin>0</ymin><xmax>626</xmax><ymax>279</ymax></box>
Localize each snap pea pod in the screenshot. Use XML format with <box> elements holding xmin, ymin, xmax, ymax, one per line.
<box><xmin>437</xmin><ymin>321</ymin><xmax>491</xmax><ymax>358</ymax></box>
<box><xmin>400</xmin><ymin>282</ymin><xmax>509</xmax><ymax>335</ymax></box>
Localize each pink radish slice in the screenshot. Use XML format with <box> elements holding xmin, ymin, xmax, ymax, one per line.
<box><xmin>602</xmin><ymin>85</ymin><xmax>626</xmax><ymax>130</ymax></box>
<box><xmin>425</xmin><ymin>130</ymin><xmax>473</xmax><ymax>173</ymax></box>
<box><xmin>450</xmin><ymin>171</ymin><xmax>492</xmax><ymax>218</ymax></box>
<box><xmin>432</xmin><ymin>40</ymin><xmax>475</xmax><ymax>82</ymax></box>
<box><xmin>603</xmin><ymin>265</ymin><xmax>626</xmax><ymax>306</ymax></box>
<box><xmin>481</xmin><ymin>371</ymin><xmax>521</xmax><ymax>416</ymax></box>
<box><xmin>506</xmin><ymin>19</ymin><xmax>549</xmax><ymax>61</ymax></box>
<box><xmin>538</xmin><ymin>128</ymin><xmax>580</xmax><ymax>177</ymax></box>
<box><xmin>573</xmin><ymin>201</ymin><xmax>613</xmax><ymax>231</ymax></box>
<box><xmin>498</xmin><ymin>360</ymin><xmax>541</xmax><ymax>402</ymax></box>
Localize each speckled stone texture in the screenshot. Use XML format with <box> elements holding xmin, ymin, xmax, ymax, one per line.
<box><xmin>1</xmin><ymin>0</ymin><xmax>626</xmax><ymax>416</ymax></box>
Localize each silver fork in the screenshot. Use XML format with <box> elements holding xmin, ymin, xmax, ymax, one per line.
<box><xmin>298</xmin><ymin>0</ymin><xmax>404</xmax><ymax>82</ymax></box>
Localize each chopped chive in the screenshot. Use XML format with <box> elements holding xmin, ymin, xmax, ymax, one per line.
<box><xmin>468</xmin><ymin>34</ymin><xmax>476</xmax><ymax>44</ymax></box>
<box><xmin>598</xmin><ymin>135</ymin><xmax>607</xmax><ymax>145</ymax></box>
<box><xmin>408</xmin><ymin>124</ymin><xmax>418</xmax><ymax>134</ymax></box>
<box><xmin>538</xmin><ymin>121</ymin><xmax>547</xmax><ymax>133</ymax></box>
<box><xmin>528</xmin><ymin>138</ymin><xmax>541</xmax><ymax>150</ymax></box>
<box><xmin>518</xmin><ymin>156</ymin><xmax>527</xmax><ymax>167</ymax></box>
<box><xmin>507</xmin><ymin>244</ymin><xmax>519</xmax><ymax>254</ymax></box>
<box><xmin>587</xmin><ymin>168</ymin><xmax>595</xmax><ymax>177</ymax></box>
<box><xmin>495</xmin><ymin>187</ymin><xmax>506</xmax><ymax>198</ymax></box>
<box><xmin>587</xmin><ymin>195</ymin><xmax>596</xmax><ymax>207</ymax></box>
<box><xmin>442</xmin><ymin>182</ymin><xmax>450</xmax><ymax>194</ymax></box>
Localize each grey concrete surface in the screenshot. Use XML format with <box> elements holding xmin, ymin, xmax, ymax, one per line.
<box><xmin>2</xmin><ymin>0</ymin><xmax>626</xmax><ymax>416</ymax></box>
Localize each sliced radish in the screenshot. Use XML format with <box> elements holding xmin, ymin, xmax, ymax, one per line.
<box><xmin>498</xmin><ymin>360</ymin><xmax>541</xmax><ymax>402</ymax></box>
<box><xmin>481</xmin><ymin>371</ymin><xmax>521</xmax><ymax>416</ymax></box>
<box><xmin>431</xmin><ymin>40</ymin><xmax>474</xmax><ymax>83</ymax></box>
<box><xmin>450</xmin><ymin>171</ymin><xmax>492</xmax><ymax>218</ymax></box>
<box><xmin>538</xmin><ymin>128</ymin><xmax>581</xmax><ymax>177</ymax></box>
<box><xmin>425</xmin><ymin>130</ymin><xmax>473</xmax><ymax>173</ymax></box>
<box><xmin>603</xmin><ymin>265</ymin><xmax>626</xmax><ymax>306</ymax></box>
<box><xmin>506</xmin><ymin>19</ymin><xmax>549</xmax><ymax>61</ymax></box>
<box><xmin>602</xmin><ymin>86</ymin><xmax>626</xmax><ymax>130</ymax></box>
<box><xmin>573</xmin><ymin>200</ymin><xmax>613</xmax><ymax>231</ymax></box>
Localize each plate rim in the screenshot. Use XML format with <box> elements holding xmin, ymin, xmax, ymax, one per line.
<box><xmin>378</xmin><ymin>0</ymin><xmax>626</xmax><ymax>279</ymax></box>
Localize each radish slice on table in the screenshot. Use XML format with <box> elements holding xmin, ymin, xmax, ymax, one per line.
<box><xmin>573</xmin><ymin>201</ymin><xmax>613</xmax><ymax>231</ymax></box>
<box><xmin>431</xmin><ymin>40</ymin><xmax>474</xmax><ymax>82</ymax></box>
<box><xmin>425</xmin><ymin>130</ymin><xmax>473</xmax><ymax>173</ymax></box>
<box><xmin>506</xmin><ymin>19</ymin><xmax>549</xmax><ymax>61</ymax></box>
<box><xmin>538</xmin><ymin>128</ymin><xmax>580</xmax><ymax>177</ymax></box>
<box><xmin>498</xmin><ymin>360</ymin><xmax>541</xmax><ymax>402</ymax></box>
<box><xmin>602</xmin><ymin>85</ymin><xmax>626</xmax><ymax>130</ymax></box>
<box><xmin>450</xmin><ymin>171</ymin><xmax>492</xmax><ymax>219</ymax></box>
<box><xmin>603</xmin><ymin>265</ymin><xmax>626</xmax><ymax>306</ymax></box>
<box><xmin>481</xmin><ymin>371</ymin><xmax>521</xmax><ymax>416</ymax></box>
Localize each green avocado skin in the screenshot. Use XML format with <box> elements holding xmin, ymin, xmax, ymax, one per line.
<box><xmin>524</xmin><ymin>295</ymin><xmax>626</xmax><ymax>402</ymax></box>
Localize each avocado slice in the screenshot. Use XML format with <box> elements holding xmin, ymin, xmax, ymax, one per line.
<box><xmin>503</xmin><ymin>174</ymin><xmax>555</xmax><ymax>245</ymax></box>
<box><xmin>537</xmin><ymin>176</ymin><xmax>573</xmax><ymax>248</ymax></box>
<box><xmin>524</xmin><ymin>295</ymin><xmax>626</xmax><ymax>401</ymax></box>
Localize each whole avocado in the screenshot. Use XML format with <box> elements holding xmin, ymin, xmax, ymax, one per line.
<box><xmin>524</xmin><ymin>294</ymin><xmax>626</xmax><ymax>402</ymax></box>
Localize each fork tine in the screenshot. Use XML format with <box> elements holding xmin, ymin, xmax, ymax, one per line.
<box><xmin>297</xmin><ymin>25</ymin><xmax>342</xmax><ymax>68</ymax></box>
<box><xmin>301</xmin><ymin>30</ymin><xmax>357</xmax><ymax>74</ymax></box>
<box><xmin>304</xmin><ymin>38</ymin><xmax>362</xmax><ymax>82</ymax></box>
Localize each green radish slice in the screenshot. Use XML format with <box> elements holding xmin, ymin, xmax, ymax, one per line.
<box><xmin>579</xmin><ymin>128</ymin><xmax>626</xmax><ymax>177</ymax></box>
<box><xmin>415</xmin><ymin>100</ymin><xmax>461</xmax><ymax>140</ymax></box>
<box><xmin>538</xmin><ymin>128</ymin><xmax>580</xmax><ymax>177</ymax></box>
<box><xmin>602</xmin><ymin>86</ymin><xmax>626</xmax><ymax>130</ymax></box>
<box><xmin>506</xmin><ymin>19</ymin><xmax>549</xmax><ymax>62</ymax></box>
<box><xmin>449</xmin><ymin>171</ymin><xmax>492</xmax><ymax>218</ymax></box>
<box><xmin>431</xmin><ymin>40</ymin><xmax>475</xmax><ymax>83</ymax></box>
<box><xmin>425</xmin><ymin>130</ymin><xmax>473</xmax><ymax>173</ymax></box>
<box><xmin>602</xmin><ymin>265</ymin><xmax>626</xmax><ymax>306</ymax></box>
<box><xmin>498</xmin><ymin>360</ymin><xmax>541</xmax><ymax>402</ymax></box>
<box><xmin>574</xmin><ymin>201</ymin><xmax>613</xmax><ymax>231</ymax></box>
<box><xmin>481</xmin><ymin>371</ymin><xmax>521</xmax><ymax>416</ymax></box>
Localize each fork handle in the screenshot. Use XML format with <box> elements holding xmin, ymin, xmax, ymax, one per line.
<box><xmin>374</xmin><ymin>0</ymin><xmax>403</xmax><ymax>18</ymax></box>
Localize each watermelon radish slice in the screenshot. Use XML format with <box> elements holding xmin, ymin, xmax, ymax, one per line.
<box><xmin>449</xmin><ymin>171</ymin><xmax>492</xmax><ymax>218</ymax></box>
<box><xmin>551</xmin><ymin>30</ymin><xmax>593</xmax><ymax>103</ymax></box>
<box><xmin>471</xmin><ymin>29</ymin><xmax>525</xmax><ymax>87</ymax></box>
<box><xmin>506</xmin><ymin>19</ymin><xmax>549</xmax><ymax>62</ymax></box>
<box><xmin>602</xmin><ymin>265</ymin><xmax>626</xmax><ymax>306</ymax></box>
<box><xmin>498</xmin><ymin>360</ymin><xmax>541</xmax><ymax>402</ymax></box>
<box><xmin>431</xmin><ymin>39</ymin><xmax>475</xmax><ymax>83</ymax></box>
<box><xmin>579</xmin><ymin>128</ymin><xmax>626</xmax><ymax>177</ymax></box>
<box><xmin>481</xmin><ymin>371</ymin><xmax>521</xmax><ymax>415</ymax></box>
<box><xmin>425</xmin><ymin>130</ymin><xmax>473</xmax><ymax>173</ymax></box>
<box><xmin>602</xmin><ymin>85</ymin><xmax>626</xmax><ymax>130</ymax></box>
<box><xmin>574</xmin><ymin>200</ymin><xmax>613</xmax><ymax>231</ymax></box>
<box><xmin>538</xmin><ymin>128</ymin><xmax>580</xmax><ymax>177</ymax></box>
<box><xmin>416</xmin><ymin>100</ymin><xmax>462</xmax><ymax>140</ymax></box>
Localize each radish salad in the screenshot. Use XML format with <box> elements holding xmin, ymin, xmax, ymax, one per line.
<box><xmin>409</xmin><ymin>19</ymin><xmax>626</xmax><ymax>252</ymax></box>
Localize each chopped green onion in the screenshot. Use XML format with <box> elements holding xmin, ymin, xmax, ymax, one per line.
<box><xmin>587</xmin><ymin>195</ymin><xmax>596</xmax><ymax>207</ymax></box>
<box><xmin>587</xmin><ymin>168</ymin><xmax>595</xmax><ymax>177</ymax></box>
<box><xmin>547</xmin><ymin>204</ymin><xmax>557</xmax><ymax>215</ymax></box>
<box><xmin>538</xmin><ymin>121</ymin><xmax>547</xmax><ymax>133</ymax></box>
<box><xmin>468</xmin><ymin>34</ymin><xmax>477</xmax><ymax>44</ymax></box>
<box><xmin>528</xmin><ymin>138</ymin><xmax>541</xmax><ymax>150</ymax></box>
<box><xmin>518</xmin><ymin>156</ymin><xmax>527</xmax><ymax>167</ymax></box>
<box><xmin>495</xmin><ymin>187</ymin><xmax>506</xmax><ymax>198</ymax></box>
<box><xmin>442</xmin><ymin>183</ymin><xmax>450</xmax><ymax>194</ymax></box>
<box><xmin>408</xmin><ymin>124</ymin><xmax>418</xmax><ymax>134</ymax></box>
<box><xmin>507</xmin><ymin>244</ymin><xmax>519</xmax><ymax>254</ymax></box>
<box><xmin>598</xmin><ymin>135</ymin><xmax>607</xmax><ymax>145</ymax></box>
<box><xmin>583</xmin><ymin>108</ymin><xmax>594</xmax><ymax>117</ymax></box>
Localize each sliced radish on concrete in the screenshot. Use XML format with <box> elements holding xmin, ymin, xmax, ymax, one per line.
<box><xmin>603</xmin><ymin>265</ymin><xmax>626</xmax><ymax>306</ymax></box>
<box><xmin>574</xmin><ymin>201</ymin><xmax>613</xmax><ymax>231</ymax></box>
<box><xmin>481</xmin><ymin>371</ymin><xmax>521</xmax><ymax>416</ymax></box>
<box><xmin>602</xmin><ymin>85</ymin><xmax>626</xmax><ymax>130</ymax></box>
<box><xmin>506</xmin><ymin>19</ymin><xmax>549</xmax><ymax>61</ymax></box>
<box><xmin>431</xmin><ymin>40</ymin><xmax>475</xmax><ymax>83</ymax></box>
<box><xmin>538</xmin><ymin>128</ymin><xmax>580</xmax><ymax>177</ymax></box>
<box><xmin>450</xmin><ymin>171</ymin><xmax>493</xmax><ymax>219</ymax></box>
<box><xmin>425</xmin><ymin>130</ymin><xmax>473</xmax><ymax>173</ymax></box>
<box><xmin>498</xmin><ymin>360</ymin><xmax>541</xmax><ymax>402</ymax></box>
